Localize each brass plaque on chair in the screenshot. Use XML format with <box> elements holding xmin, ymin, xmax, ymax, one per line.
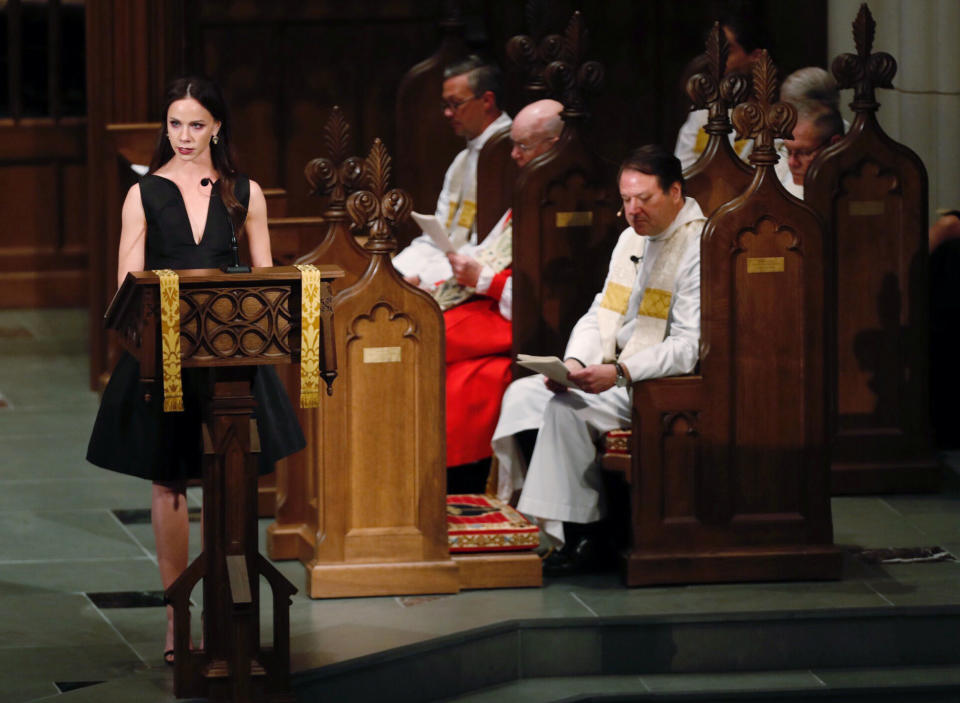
<box><xmin>747</xmin><ymin>257</ymin><xmax>785</xmax><ymax>273</ymax></box>
<box><xmin>363</xmin><ymin>346</ymin><xmax>402</xmax><ymax>363</ymax></box>
<box><xmin>849</xmin><ymin>200</ymin><xmax>885</xmax><ymax>216</ymax></box>
<box><xmin>555</xmin><ymin>211</ymin><xmax>594</xmax><ymax>227</ymax></box>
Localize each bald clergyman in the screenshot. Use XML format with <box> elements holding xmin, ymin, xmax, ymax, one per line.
<box><xmin>434</xmin><ymin>99</ymin><xmax>564</xmax><ymax>471</ymax></box>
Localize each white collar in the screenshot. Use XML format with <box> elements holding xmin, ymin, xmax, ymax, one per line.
<box><xmin>646</xmin><ymin>197</ymin><xmax>704</xmax><ymax>243</ymax></box>
<box><xmin>467</xmin><ymin>111</ymin><xmax>512</xmax><ymax>152</ymax></box>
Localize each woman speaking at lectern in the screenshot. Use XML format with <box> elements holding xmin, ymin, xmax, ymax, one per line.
<box><xmin>86</xmin><ymin>76</ymin><xmax>304</xmax><ymax>665</ymax></box>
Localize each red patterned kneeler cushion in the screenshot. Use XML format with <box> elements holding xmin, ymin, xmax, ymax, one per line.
<box><xmin>603</xmin><ymin>428</ymin><xmax>632</xmax><ymax>455</ymax></box>
<box><xmin>447</xmin><ymin>494</ymin><xmax>539</xmax><ymax>553</ymax></box>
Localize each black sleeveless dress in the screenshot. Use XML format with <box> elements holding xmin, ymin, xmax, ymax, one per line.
<box><xmin>86</xmin><ymin>174</ymin><xmax>306</xmax><ymax>481</ymax></box>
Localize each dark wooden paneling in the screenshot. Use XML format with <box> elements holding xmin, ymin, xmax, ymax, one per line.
<box><xmin>0</xmin><ymin>119</ymin><xmax>88</xmax><ymax>308</ymax></box>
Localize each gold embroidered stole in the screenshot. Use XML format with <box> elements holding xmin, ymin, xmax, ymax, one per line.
<box><xmin>441</xmin><ymin>151</ymin><xmax>478</xmax><ymax>251</ymax></box>
<box><xmin>153</xmin><ymin>269</ymin><xmax>183</xmax><ymax>412</ymax></box>
<box><xmin>432</xmin><ymin>214</ymin><xmax>512</xmax><ymax>312</ymax></box>
<box><xmin>294</xmin><ymin>264</ymin><xmax>322</xmax><ymax>408</ymax></box>
<box><xmin>595</xmin><ymin>212</ymin><xmax>700</xmax><ymax>364</ymax></box>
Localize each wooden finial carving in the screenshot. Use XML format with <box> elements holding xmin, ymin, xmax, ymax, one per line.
<box><xmin>439</xmin><ymin>0</ymin><xmax>464</xmax><ymax>31</ymax></box>
<box><xmin>687</xmin><ymin>22</ymin><xmax>752</xmax><ymax>136</ymax></box>
<box><xmin>346</xmin><ymin>139</ymin><xmax>412</xmax><ymax>254</ymax></box>
<box><xmin>542</xmin><ymin>11</ymin><xmax>604</xmax><ymax>120</ymax></box>
<box><xmin>506</xmin><ymin>0</ymin><xmax>566</xmax><ymax>99</ymax></box>
<box><xmin>304</xmin><ymin>107</ymin><xmax>365</xmax><ymax>214</ymax></box>
<box><xmin>732</xmin><ymin>50</ymin><xmax>796</xmax><ymax>166</ymax></box>
<box><xmin>831</xmin><ymin>3</ymin><xmax>897</xmax><ymax>111</ymax></box>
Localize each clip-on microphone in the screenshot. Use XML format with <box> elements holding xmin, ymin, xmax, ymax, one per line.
<box><xmin>202</xmin><ymin>177</ymin><xmax>251</xmax><ymax>273</ymax></box>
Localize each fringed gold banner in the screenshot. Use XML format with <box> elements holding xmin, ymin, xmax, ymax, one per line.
<box><xmin>152</xmin><ymin>269</ymin><xmax>183</xmax><ymax>412</ymax></box>
<box><xmin>294</xmin><ymin>264</ymin><xmax>322</xmax><ymax>408</ymax></box>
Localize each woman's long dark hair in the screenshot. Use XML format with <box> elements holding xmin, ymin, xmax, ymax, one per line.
<box><xmin>149</xmin><ymin>76</ymin><xmax>246</xmax><ymax>234</ymax></box>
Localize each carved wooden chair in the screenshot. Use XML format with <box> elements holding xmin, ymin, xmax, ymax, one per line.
<box><xmin>805</xmin><ymin>4</ymin><xmax>938</xmax><ymax>494</ymax></box>
<box><xmin>511</xmin><ymin>12</ymin><xmax>620</xmax><ymax>366</ymax></box>
<box><xmin>623</xmin><ymin>52</ymin><xmax>841</xmax><ymax>586</ymax></box>
<box><xmin>599</xmin><ymin>23</ymin><xmax>754</xmax><ymax>476</ymax></box>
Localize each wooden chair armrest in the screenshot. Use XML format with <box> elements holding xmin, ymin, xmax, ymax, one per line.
<box><xmin>633</xmin><ymin>374</ymin><xmax>704</xmax><ymax>411</ymax></box>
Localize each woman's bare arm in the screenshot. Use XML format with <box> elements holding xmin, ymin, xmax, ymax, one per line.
<box><xmin>116</xmin><ymin>184</ymin><xmax>147</xmax><ymax>288</ymax></box>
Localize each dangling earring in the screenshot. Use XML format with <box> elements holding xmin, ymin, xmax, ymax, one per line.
<box><xmin>212</xmin><ymin>134</ymin><xmax>220</xmax><ymax>145</ymax></box>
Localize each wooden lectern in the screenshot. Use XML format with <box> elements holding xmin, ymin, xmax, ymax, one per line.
<box><xmin>105</xmin><ymin>265</ymin><xmax>341</xmax><ymax>702</ymax></box>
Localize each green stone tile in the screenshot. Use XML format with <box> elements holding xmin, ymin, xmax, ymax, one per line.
<box><xmin>881</xmin><ymin>496</ymin><xmax>960</xmax><ymax>542</ymax></box>
<box><xmin>866</xmin><ymin>572</ymin><xmax>960</xmax><ymax>606</ymax></box>
<box><xmin>419</xmin><ymin>676</ymin><xmax>650</xmax><ymax>703</ymax></box>
<box><xmin>0</xmin><ymin>407</ymin><xmax>98</xmax><ymax>439</ymax></box>
<box><xmin>574</xmin><ymin>578</ymin><xmax>888</xmax><ymax>618</ymax></box>
<box><xmin>0</xmin><ymin>510</ymin><xmax>146</xmax><ymax>562</ymax></box>
<box><xmin>47</xmin><ymin>671</ymin><xmax>196</xmax><ymax>703</ymax></box>
<box><xmin>521</xmin><ymin>626</ymin><xmax>602</xmax><ymax>677</ymax></box>
<box><xmin>0</xmin><ymin>557</ymin><xmax>159</xmax><ymax>597</ymax></box>
<box><xmin>0</xmin><ymin>593</ymin><xmax>125</xmax><ymax>648</ymax></box>
<box><xmin>1</xmin><ymin>437</ymin><xmax>106</xmax><ymax>480</ymax></box>
<box><xmin>640</xmin><ymin>669</ymin><xmax>823</xmax><ymax>692</ymax></box>
<box><xmin>1</xmin><ymin>680</ymin><xmax>60</xmax><ymax>703</ymax></box>
<box><xmin>832</xmin><ymin>496</ymin><xmax>931</xmax><ymax>548</ymax></box>
<box><xmin>0</xmin><ymin>477</ymin><xmax>150</xmax><ymax>511</ymax></box>
<box><xmin>121</xmin><ymin>520</ymin><xmax>204</xmax><ymax>560</ymax></box>
<box><xmin>0</xmin><ymin>644</ymin><xmax>147</xmax><ymax>696</ymax></box>
<box><xmin>815</xmin><ymin>664</ymin><xmax>960</xmax><ymax>688</ymax></box>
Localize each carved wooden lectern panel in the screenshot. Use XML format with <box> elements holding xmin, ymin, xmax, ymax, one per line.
<box><xmin>805</xmin><ymin>3</ymin><xmax>936</xmax><ymax>494</ymax></box>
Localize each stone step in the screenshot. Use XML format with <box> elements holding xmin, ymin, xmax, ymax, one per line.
<box><xmin>294</xmin><ymin>607</ymin><xmax>960</xmax><ymax>703</ymax></box>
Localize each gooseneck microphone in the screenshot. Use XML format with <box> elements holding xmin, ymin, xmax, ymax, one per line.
<box><xmin>202</xmin><ymin>177</ymin><xmax>250</xmax><ymax>273</ymax></box>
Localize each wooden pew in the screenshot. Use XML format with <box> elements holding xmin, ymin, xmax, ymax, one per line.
<box><xmin>476</xmin><ymin>130</ymin><xmax>517</xmax><ymax>241</ymax></box>
<box><xmin>805</xmin><ymin>4</ymin><xmax>939</xmax><ymax>495</ymax></box>
<box><xmin>511</xmin><ymin>12</ymin><xmax>621</xmax><ymax>366</ymax></box>
<box><xmin>394</xmin><ymin>3</ymin><xmax>469</xmax><ymax>248</ymax></box>
<box><xmin>625</xmin><ymin>52</ymin><xmax>841</xmax><ymax>586</ymax></box>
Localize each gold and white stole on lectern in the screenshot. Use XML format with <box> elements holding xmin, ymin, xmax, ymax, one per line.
<box><xmin>431</xmin><ymin>211</ymin><xmax>512</xmax><ymax>311</ymax></box>
<box><xmin>595</xmin><ymin>217</ymin><xmax>699</xmax><ymax>365</ymax></box>
<box><xmin>153</xmin><ymin>269</ymin><xmax>184</xmax><ymax>412</ymax></box>
<box><xmin>152</xmin><ymin>266</ymin><xmax>325</xmax><ymax>412</ymax></box>
<box><xmin>294</xmin><ymin>264</ymin><xmax>322</xmax><ymax>409</ymax></box>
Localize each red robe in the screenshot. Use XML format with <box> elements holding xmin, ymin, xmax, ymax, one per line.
<box><xmin>444</xmin><ymin>269</ymin><xmax>512</xmax><ymax>466</ymax></box>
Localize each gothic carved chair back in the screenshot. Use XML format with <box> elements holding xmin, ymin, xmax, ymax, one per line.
<box><xmin>394</xmin><ymin>3</ymin><xmax>469</xmax><ymax>248</ymax></box>
<box><xmin>804</xmin><ymin>3</ymin><xmax>936</xmax><ymax>494</ymax></box>
<box><xmin>475</xmin><ymin>1</ymin><xmax>568</xmax><ymax>242</ymax></box>
<box><xmin>268</xmin><ymin>108</ymin><xmax>375</xmax><ymax>543</ymax></box>
<box><xmin>625</xmin><ymin>52</ymin><xmax>840</xmax><ymax>587</ymax></box>
<box><xmin>510</xmin><ymin>11</ymin><xmax>620</xmax><ymax>366</ymax></box>
<box><xmin>682</xmin><ymin>22</ymin><xmax>754</xmax><ymax>216</ymax></box>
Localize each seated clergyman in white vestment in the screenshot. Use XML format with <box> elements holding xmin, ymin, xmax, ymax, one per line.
<box><xmin>775</xmin><ymin>67</ymin><xmax>845</xmax><ymax>199</ymax></box>
<box><xmin>392</xmin><ymin>55</ymin><xmax>512</xmax><ymax>287</ymax></box>
<box><xmin>491</xmin><ymin>145</ymin><xmax>706</xmax><ymax>575</ymax></box>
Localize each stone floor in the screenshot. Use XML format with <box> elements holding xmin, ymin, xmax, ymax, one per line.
<box><xmin>1</xmin><ymin>308</ymin><xmax>958</xmax><ymax>702</ymax></box>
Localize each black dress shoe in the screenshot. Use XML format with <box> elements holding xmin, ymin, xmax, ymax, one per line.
<box><xmin>542</xmin><ymin>534</ymin><xmax>605</xmax><ymax>577</ymax></box>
